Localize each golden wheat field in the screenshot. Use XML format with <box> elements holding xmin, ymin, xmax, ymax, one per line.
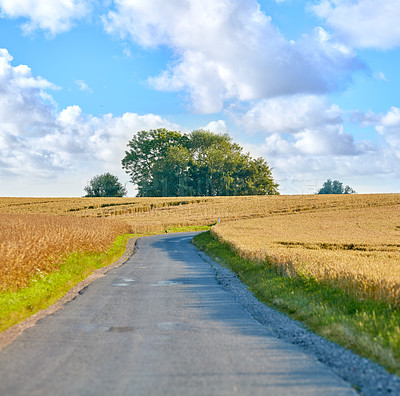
<box><xmin>0</xmin><ymin>194</ymin><xmax>399</xmax><ymax>303</ymax></box>
<box><xmin>0</xmin><ymin>214</ymin><xmax>131</xmax><ymax>292</ymax></box>
<box><xmin>212</xmin><ymin>195</ymin><xmax>400</xmax><ymax>305</ymax></box>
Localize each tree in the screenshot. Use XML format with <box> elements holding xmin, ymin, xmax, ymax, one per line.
<box><xmin>84</xmin><ymin>173</ymin><xmax>127</xmax><ymax>197</ymax></box>
<box><xmin>122</xmin><ymin>129</ymin><xmax>279</xmax><ymax>197</ymax></box>
<box><xmin>317</xmin><ymin>179</ymin><xmax>356</xmax><ymax>194</ymax></box>
<box><xmin>121</xmin><ymin>129</ymin><xmax>189</xmax><ymax>196</ymax></box>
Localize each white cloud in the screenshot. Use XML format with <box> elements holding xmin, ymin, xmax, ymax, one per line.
<box><xmin>294</xmin><ymin>126</ymin><xmax>357</xmax><ymax>155</ymax></box>
<box><xmin>202</xmin><ymin>120</ymin><xmax>229</xmax><ymax>134</ymax></box>
<box><xmin>311</xmin><ymin>0</ymin><xmax>400</xmax><ymax>50</ymax></box>
<box><xmin>75</xmin><ymin>79</ymin><xmax>92</xmax><ymax>92</ymax></box>
<box><xmin>243</xmin><ymin>136</ymin><xmax>397</xmax><ymax>194</ymax></box>
<box><xmin>237</xmin><ymin>94</ymin><xmax>358</xmax><ymax>156</ymax></box>
<box><xmin>0</xmin><ymin>0</ymin><xmax>92</xmax><ymax>35</ymax></box>
<box><xmin>239</xmin><ymin>100</ymin><xmax>400</xmax><ymax>194</ymax></box>
<box><xmin>104</xmin><ymin>0</ymin><xmax>361</xmax><ymax>113</ymax></box>
<box><xmin>0</xmin><ymin>49</ymin><xmax>180</xmax><ymax>195</ymax></box>
<box><xmin>239</xmin><ymin>94</ymin><xmax>342</xmax><ymax>134</ymax></box>
<box><xmin>375</xmin><ymin>107</ymin><xmax>400</xmax><ymax>161</ymax></box>
<box><xmin>0</xmin><ymin>49</ymin><xmax>57</xmax><ymax>138</ymax></box>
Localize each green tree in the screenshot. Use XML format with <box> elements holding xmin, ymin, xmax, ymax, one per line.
<box><xmin>148</xmin><ymin>146</ymin><xmax>193</xmax><ymax>197</ymax></box>
<box><xmin>317</xmin><ymin>179</ymin><xmax>356</xmax><ymax>194</ymax></box>
<box><xmin>121</xmin><ymin>129</ymin><xmax>189</xmax><ymax>197</ymax></box>
<box><xmin>122</xmin><ymin>129</ymin><xmax>279</xmax><ymax>197</ymax></box>
<box><xmin>84</xmin><ymin>173</ymin><xmax>127</xmax><ymax>197</ymax></box>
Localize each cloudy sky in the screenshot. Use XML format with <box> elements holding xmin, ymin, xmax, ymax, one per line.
<box><xmin>0</xmin><ymin>0</ymin><xmax>399</xmax><ymax>196</ymax></box>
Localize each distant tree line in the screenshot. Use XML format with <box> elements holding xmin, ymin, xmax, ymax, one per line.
<box><xmin>318</xmin><ymin>179</ymin><xmax>356</xmax><ymax>195</ymax></box>
<box><xmin>121</xmin><ymin>129</ymin><xmax>279</xmax><ymax>197</ymax></box>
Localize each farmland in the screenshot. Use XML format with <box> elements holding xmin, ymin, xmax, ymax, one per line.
<box><xmin>1</xmin><ymin>193</ymin><xmax>400</xmax><ymax>373</ymax></box>
<box><xmin>212</xmin><ymin>199</ymin><xmax>400</xmax><ymax>305</ymax></box>
<box><xmin>1</xmin><ymin>194</ymin><xmax>399</xmax><ymax>301</ymax></box>
<box><xmin>0</xmin><ymin>214</ymin><xmax>131</xmax><ymax>292</ymax></box>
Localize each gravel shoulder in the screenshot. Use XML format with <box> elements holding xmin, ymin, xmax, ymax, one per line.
<box><xmin>2</xmin><ymin>233</ymin><xmax>399</xmax><ymax>395</ymax></box>
<box><xmin>196</xmin><ymin>249</ymin><xmax>400</xmax><ymax>396</ymax></box>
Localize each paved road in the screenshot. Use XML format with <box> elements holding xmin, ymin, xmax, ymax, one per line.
<box><xmin>0</xmin><ymin>232</ymin><xmax>356</xmax><ymax>395</ymax></box>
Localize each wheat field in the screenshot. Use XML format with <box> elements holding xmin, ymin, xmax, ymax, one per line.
<box><xmin>0</xmin><ymin>214</ymin><xmax>131</xmax><ymax>292</ymax></box>
<box><xmin>1</xmin><ymin>194</ymin><xmax>399</xmax><ymax>302</ymax></box>
<box><xmin>212</xmin><ymin>195</ymin><xmax>400</xmax><ymax>305</ymax></box>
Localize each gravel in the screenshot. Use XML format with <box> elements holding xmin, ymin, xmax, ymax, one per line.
<box><xmin>197</xmin><ymin>250</ymin><xmax>400</xmax><ymax>396</ymax></box>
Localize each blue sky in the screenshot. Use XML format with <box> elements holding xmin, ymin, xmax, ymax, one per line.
<box><xmin>0</xmin><ymin>0</ymin><xmax>399</xmax><ymax>196</ymax></box>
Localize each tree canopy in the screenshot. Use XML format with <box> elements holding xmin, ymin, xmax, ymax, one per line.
<box><xmin>122</xmin><ymin>129</ymin><xmax>279</xmax><ymax>197</ymax></box>
<box><xmin>84</xmin><ymin>172</ymin><xmax>127</xmax><ymax>197</ymax></box>
<box><xmin>317</xmin><ymin>179</ymin><xmax>356</xmax><ymax>194</ymax></box>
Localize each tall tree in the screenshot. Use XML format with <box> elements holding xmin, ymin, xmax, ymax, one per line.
<box><xmin>84</xmin><ymin>173</ymin><xmax>127</xmax><ymax>197</ymax></box>
<box><xmin>122</xmin><ymin>129</ymin><xmax>279</xmax><ymax>197</ymax></box>
<box><xmin>121</xmin><ymin>129</ymin><xmax>189</xmax><ymax>197</ymax></box>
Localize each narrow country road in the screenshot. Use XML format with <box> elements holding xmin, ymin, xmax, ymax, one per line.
<box><xmin>0</xmin><ymin>232</ymin><xmax>356</xmax><ymax>395</ymax></box>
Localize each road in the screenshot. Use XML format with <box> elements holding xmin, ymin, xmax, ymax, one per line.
<box><xmin>0</xmin><ymin>232</ymin><xmax>356</xmax><ymax>395</ymax></box>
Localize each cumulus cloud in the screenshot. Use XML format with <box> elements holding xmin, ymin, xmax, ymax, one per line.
<box><xmin>375</xmin><ymin>107</ymin><xmax>400</xmax><ymax>161</ymax></box>
<box><xmin>239</xmin><ymin>94</ymin><xmax>342</xmax><ymax>134</ymax></box>
<box><xmin>0</xmin><ymin>0</ymin><xmax>92</xmax><ymax>35</ymax></box>
<box><xmin>242</xmin><ymin>135</ymin><xmax>396</xmax><ymax>194</ymax></box>
<box><xmin>237</xmin><ymin>97</ymin><xmax>400</xmax><ymax>194</ymax></box>
<box><xmin>237</xmin><ymin>103</ymin><xmax>400</xmax><ymax>194</ymax></box>
<box><xmin>237</xmin><ymin>94</ymin><xmax>358</xmax><ymax>156</ymax></box>
<box><xmin>310</xmin><ymin>0</ymin><xmax>400</xmax><ymax>50</ymax></box>
<box><xmin>0</xmin><ymin>49</ymin><xmax>180</xmax><ymax>195</ymax></box>
<box><xmin>202</xmin><ymin>120</ymin><xmax>229</xmax><ymax>134</ymax></box>
<box><xmin>104</xmin><ymin>0</ymin><xmax>361</xmax><ymax>113</ymax></box>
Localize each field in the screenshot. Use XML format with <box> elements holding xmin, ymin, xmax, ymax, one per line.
<box><xmin>212</xmin><ymin>197</ymin><xmax>400</xmax><ymax>305</ymax></box>
<box><xmin>1</xmin><ymin>194</ymin><xmax>400</xmax><ymax>373</ymax></box>
<box><xmin>0</xmin><ymin>214</ymin><xmax>131</xmax><ymax>292</ymax></box>
<box><xmin>1</xmin><ymin>193</ymin><xmax>399</xmax><ymax>301</ymax></box>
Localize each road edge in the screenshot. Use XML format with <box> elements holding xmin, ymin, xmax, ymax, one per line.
<box><xmin>195</xmin><ymin>247</ymin><xmax>400</xmax><ymax>396</ymax></box>
<box><xmin>0</xmin><ymin>237</ymin><xmax>137</xmax><ymax>352</ymax></box>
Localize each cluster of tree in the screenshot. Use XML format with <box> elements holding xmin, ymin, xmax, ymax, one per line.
<box><xmin>121</xmin><ymin>129</ymin><xmax>279</xmax><ymax>197</ymax></box>
<box><xmin>317</xmin><ymin>179</ymin><xmax>356</xmax><ymax>194</ymax></box>
<box><xmin>84</xmin><ymin>172</ymin><xmax>127</xmax><ymax>197</ymax></box>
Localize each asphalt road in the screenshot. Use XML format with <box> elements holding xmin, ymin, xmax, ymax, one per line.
<box><xmin>0</xmin><ymin>232</ymin><xmax>356</xmax><ymax>395</ymax></box>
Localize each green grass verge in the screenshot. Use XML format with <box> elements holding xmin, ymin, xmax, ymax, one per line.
<box><xmin>192</xmin><ymin>231</ymin><xmax>400</xmax><ymax>376</ymax></box>
<box><xmin>0</xmin><ymin>227</ymin><xmax>208</xmax><ymax>333</ymax></box>
<box><xmin>0</xmin><ymin>233</ymin><xmax>135</xmax><ymax>333</ymax></box>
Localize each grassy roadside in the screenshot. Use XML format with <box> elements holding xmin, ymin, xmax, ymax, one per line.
<box><xmin>192</xmin><ymin>231</ymin><xmax>400</xmax><ymax>376</ymax></box>
<box><xmin>0</xmin><ymin>233</ymin><xmax>135</xmax><ymax>333</ymax></box>
<box><xmin>0</xmin><ymin>226</ymin><xmax>210</xmax><ymax>334</ymax></box>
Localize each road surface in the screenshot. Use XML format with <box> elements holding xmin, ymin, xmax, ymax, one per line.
<box><xmin>0</xmin><ymin>232</ymin><xmax>356</xmax><ymax>395</ymax></box>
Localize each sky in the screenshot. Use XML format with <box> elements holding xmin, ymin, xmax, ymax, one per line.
<box><xmin>0</xmin><ymin>0</ymin><xmax>399</xmax><ymax>197</ymax></box>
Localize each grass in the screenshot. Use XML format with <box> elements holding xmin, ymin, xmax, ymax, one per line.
<box><xmin>0</xmin><ymin>234</ymin><xmax>134</xmax><ymax>333</ymax></box>
<box><xmin>0</xmin><ymin>226</ymin><xmax>210</xmax><ymax>333</ymax></box>
<box><xmin>192</xmin><ymin>231</ymin><xmax>400</xmax><ymax>376</ymax></box>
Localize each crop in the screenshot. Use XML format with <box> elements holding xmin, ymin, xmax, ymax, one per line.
<box><xmin>1</xmin><ymin>193</ymin><xmax>399</xmax><ymax>302</ymax></box>
<box><xmin>211</xmin><ymin>197</ymin><xmax>400</xmax><ymax>305</ymax></box>
<box><xmin>0</xmin><ymin>214</ymin><xmax>131</xmax><ymax>292</ymax></box>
